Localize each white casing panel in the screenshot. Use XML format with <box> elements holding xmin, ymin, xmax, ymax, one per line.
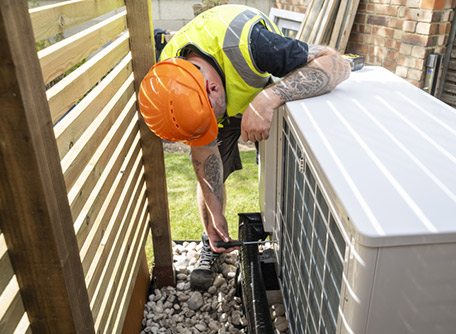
<box><xmin>259</xmin><ymin>66</ymin><xmax>456</xmax><ymax>333</ymax></box>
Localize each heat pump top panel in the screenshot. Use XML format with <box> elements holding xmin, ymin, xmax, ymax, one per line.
<box><xmin>286</xmin><ymin>66</ymin><xmax>456</xmax><ymax>247</ymax></box>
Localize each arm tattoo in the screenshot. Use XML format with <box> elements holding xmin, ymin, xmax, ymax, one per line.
<box><xmin>271</xmin><ymin>67</ymin><xmax>330</xmax><ymax>102</ymax></box>
<box><xmin>203</xmin><ymin>154</ymin><xmax>223</xmax><ymax>206</ymax></box>
<box><xmin>192</xmin><ymin>159</ymin><xmax>201</xmax><ymax>174</ymax></box>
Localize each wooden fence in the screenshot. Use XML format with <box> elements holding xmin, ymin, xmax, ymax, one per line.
<box><xmin>0</xmin><ymin>0</ymin><xmax>174</xmax><ymax>333</ymax></box>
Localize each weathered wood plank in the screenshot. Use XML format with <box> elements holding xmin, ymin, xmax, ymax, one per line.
<box><xmin>0</xmin><ymin>278</ymin><xmax>25</xmax><ymax>334</ymax></box>
<box><xmin>68</xmin><ymin>102</ymin><xmax>138</xmax><ymax>224</ymax></box>
<box><xmin>0</xmin><ymin>234</ymin><xmax>14</xmax><ymax>296</ymax></box>
<box><xmin>47</xmin><ymin>32</ymin><xmax>130</xmax><ymax>124</ymax></box>
<box><xmin>54</xmin><ymin>54</ymin><xmax>132</xmax><ymax>160</ymax></box>
<box><xmin>29</xmin><ymin>0</ymin><xmax>125</xmax><ymax>42</ymax></box>
<box><xmin>90</xmin><ymin>177</ymin><xmax>147</xmax><ymax>320</ymax></box>
<box><xmin>443</xmin><ymin>82</ymin><xmax>456</xmax><ymax>95</ymax></box>
<box><xmin>85</xmin><ymin>154</ymin><xmax>144</xmax><ymax>297</ymax></box>
<box><xmin>441</xmin><ymin>93</ymin><xmax>456</xmax><ymax>106</ymax></box>
<box><xmin>125</xmin><ymin>0</ymin><xmax>175</xmax><ymax>288</ymax></box>
<box><xmin>0</xmin><ymin>1</ymin><xmax>94</xmax><ymax>332</ymax></box>
<box><xmin>61</xmin><ymin>76</ymin><xmax>135</xmax><ymax>191</ymax></box>
<box><xmin>75</xmin><ymin>101</ymin><xmax>138</xmax><ymax>251</ymax></box>
<box><xmin>82</xmin><ymin>138</ymin><xmax>141</xmax><ymax>297</ymax></box>
<box><xmin>39</xmin><ymin>10</ymin><xmax>127</xmax><ymax>84</ymax></box>
<box><xmin>73</xmin><ymin>130</ymin><xmax>141</xmax><ymax>249</ymax></box>
<box><xmin>106</xmin><ymin>201</ymin><xmax>150</xmax><ymax>333</ymax></box>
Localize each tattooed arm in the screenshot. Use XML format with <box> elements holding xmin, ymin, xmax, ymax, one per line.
<box><xmin>190</xmin><ymin>142</ymin><xmax>235</xmax><ymax>253</ymax></box>
<box><xmin>241</xmin><ymin>44</ymin><xmax>351</xmax><ymax>142</ymax></box>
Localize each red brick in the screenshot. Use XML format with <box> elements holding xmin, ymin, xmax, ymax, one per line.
<box><xmin>408</xmin><ymin>68</ymin><xmax>425</xmax><ymax>81</ymax></box>
<box><xmin>401</xmin><ymin>32</ymin><xmax>430</xmax><ymax>45</ymax></box>
<box><xmin>350</xmin><ymin>32</ymin><xmax>366</xmax><ymax>43</ymax></box>
<box><xmin>359</xmin><ymin>24</ymin><xmax>372</xmax><ymax>34</ymax></box>
<box><xmin>409</xmin><ymin>80</ymin><xmax>422</xmax><ymax>88</ymax></box>
<box><xmin>368</xmin><ymin>4</ymin><xmax>399</xmax><ymax>15</ymax></box>
<box><xmin>365</xmin><ymin>34</ymin><xmax>387</xmax><ymax>46</ymax></box>
<box><xmin>404</xmin><ymin>8</ymin><xmax>434</xmax><ymax>21</ymax></box>
<box><xmin>355</xmin><ymin>13</ymin><xmax>367</xmax><ymax>24</ymax></box>
<box><xmin>403</xmin><ymin>20</ymin><xmax>418</xmax><ymax>32</ymax></box>
<box><xmin>367</xmin><ymin>15</ymin><xmax>388</xmax><ymax>26</ymax></box>
<box><xmin>387</xmin><ymin>49</ymin><xmax>400</xmax><ymax>60</ymax></box>
<box><xmin>421</xmin><ymin>0</ymin><xmax>446</xmax><ymax>9</ymax></box>
<box><xmin>386</xmin><ymin>39</ymin><xmax>402</xmax><ymax>50</ymax></box>
<box><xmin>411</xmin><ymin>45</ymin><xmax>427</xmax><ymax>58</ymax></box>
<box><xmin>416</xmin><ymin>22</ymin><xmax>432</xmax><ymax>34</ymax></box>
<box><xmin>392</xmin><ymin>0</ymin><xmax>408</xmax><ymax>5</ymax></box>
<box><xmin>407</xmin><ymin>0</ymin><xmax>421</xmax><ymax>7</ymax></box>
<box><xmin>390</xmin><ymin>17</ymin><xmax>404</xmax><ymax>29</ymax></box>
<box><xmin>415</xmin><ymin>58</ymin><xmax>425</xmax><ymax>69</ymax></box>
<box><xmin>373</xmin><ymin>26</ymin><xmax>395</xmax><ymax>37</ymax></box>
<box><xmin>384</xmin><ymin>59</ymin><xmax>398</xmax><ymax>71</ymax></box>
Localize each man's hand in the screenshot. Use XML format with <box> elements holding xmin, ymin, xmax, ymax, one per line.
<box><xmin>241</xmin><ymin>89</ymin><xmax>281</xmax><ymax>142</ymax></box>
<box><xmin>206</xmin><ymin>218</ymin><xmax>238</xmax><ymax>253</ymax></box>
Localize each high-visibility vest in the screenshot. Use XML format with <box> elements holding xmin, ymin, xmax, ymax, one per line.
<box><xmin>160</xmin><ymin>5</ymin><xmax>281</xmax><ymax>120</ymax></box>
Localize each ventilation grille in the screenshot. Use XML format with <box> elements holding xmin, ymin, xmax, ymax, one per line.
<box><xmin>277</xmin><ymin>119</ymin><xmax>346</xmax><ymax>334</ymax></box>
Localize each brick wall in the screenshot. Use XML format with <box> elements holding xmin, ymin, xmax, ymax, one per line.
<box><xmin>274</xmin><ymin>0</ymin><xmax>309</xmax><ymax>13</ymax></box>
<box><xmin>348</xmin><ymin>0</ymin><xmax>455</xmax><ymax>87</ymax></box>
<box><xmin>275</xmin><ymin>0</ymin><xmax>455</xmax><ymax>89</ymax></box>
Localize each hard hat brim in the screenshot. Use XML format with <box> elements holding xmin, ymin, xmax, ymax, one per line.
<box><xmin>182</xmin><ymin>114</ymin><xmax>218</xmax><ymax>146</ymax></box>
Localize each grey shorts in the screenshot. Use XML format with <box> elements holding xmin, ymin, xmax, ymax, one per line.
<box><xmin>217</xmin><ymin>116</ymin><xmax>243</xmax><ymax>182</ymax></box>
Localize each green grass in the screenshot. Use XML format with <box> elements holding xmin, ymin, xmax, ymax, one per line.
<box><xmin>145</xmin><ymin>149</ymin><xmax>259</xmax><ymax>266</ymax></box>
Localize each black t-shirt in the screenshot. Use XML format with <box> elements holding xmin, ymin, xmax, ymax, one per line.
<box><xmin>250</xmin><ymin>23</ymin><xmax>308</xmax><ymax>77</ymax></box>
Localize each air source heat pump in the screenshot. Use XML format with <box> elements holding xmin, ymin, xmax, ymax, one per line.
<box><xmin>258</xmin><ymin>66</ymin><xmax>456</xmax><ymax>334</ymax></box>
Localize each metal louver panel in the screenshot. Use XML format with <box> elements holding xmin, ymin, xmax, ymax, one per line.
<box><xmin>278</xmin><ymin>119</ymin><xmax>346</xmax><ymax>334</ymax></box>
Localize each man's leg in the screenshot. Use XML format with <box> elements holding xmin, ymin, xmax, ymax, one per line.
<box><xmin>190</xmin><ymin>116</ymin><xmax>241</xmax><ymax>290</ymax></box>
<box><xmin>190</xmin><ymin>183</ymin><xmax>226</xmax><ymax>290</ymax></box>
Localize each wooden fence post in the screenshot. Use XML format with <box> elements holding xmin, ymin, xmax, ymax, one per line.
<box><xmin>0</xmin><ymin>0</ymin><xmax>95</xmax><ymax>333</ymax></box>
<box><xmin>125</xmin><ymin>0</ymin><xmax>175</xmax><ymax>287</ymax></box>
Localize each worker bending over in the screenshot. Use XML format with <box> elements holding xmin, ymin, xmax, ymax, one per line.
<box><xmin>139</xmin><ymin>4</ymin><xmax>351</xmax><ymax>290</ymax></box>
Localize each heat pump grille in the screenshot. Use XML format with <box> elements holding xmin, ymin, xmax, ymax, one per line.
<box><xmin>278</xmin><ymin>119</ymin><xmax>346</xmax><ymax>334</ymax></box>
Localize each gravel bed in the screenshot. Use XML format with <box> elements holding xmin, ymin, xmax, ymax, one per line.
<box><xmin>141</xmin><ymin>241</ymin><xmax>290</xmax><ymax>334</ymax></box>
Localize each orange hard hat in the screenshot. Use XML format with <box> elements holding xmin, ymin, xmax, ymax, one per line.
<box><xmin>138</xmin><ymin>57</ymin><xmax>217</xmax><ymax>146</ymax></box>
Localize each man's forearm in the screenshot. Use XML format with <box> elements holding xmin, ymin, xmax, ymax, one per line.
<box><xmin>191</xmin><ymin>144</ymin><xmax>225</xmax><ymax>229</ymax></box>
<box><xmin>269</xmin><ymin>45</ymin><xmax>350</xmax><ymax>103</ymax></box>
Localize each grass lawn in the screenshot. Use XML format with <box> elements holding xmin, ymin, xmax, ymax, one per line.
<box><xmin>145</xmin><ymin>149</ymin><xmax>259</xmax><ymax>267</ymax></box>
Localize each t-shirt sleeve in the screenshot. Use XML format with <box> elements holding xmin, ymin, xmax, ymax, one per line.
<box><xmin>250</xmin><ymin>23</ymin><xmax>308</xmax><ymax>78</ymax></box>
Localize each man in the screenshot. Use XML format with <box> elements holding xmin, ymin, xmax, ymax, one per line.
<box><xmin>139</xmin><ymin>4</ymin><xmax>351</xmax><ymax>290</ymax></box>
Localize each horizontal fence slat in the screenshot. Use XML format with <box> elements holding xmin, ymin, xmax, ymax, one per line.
<box><xmin>104</xmin><ymin>199</ymin><xmax>150</xmax><ymax>333</ymax></box>
<box><xmin>0</xmin><ymin>234</ymin><xmax>14</xmax><ymax>295</ymax></box>
<box><xmin>81</xmin><ymin>150</ymin><xmax>143</xmax><ymax>277</ymax></box>
<box><xmin>54</xmin><ymin>54</ymin><xmax>132</xmax><ymax>160</ymax></box>
<box><xmin>89</xmin><ymin>180</ymin><xmax>147</xmax><ymax>320</ymax></box>
<box><xmin>47</xmin><ymin>32</ymin><xmax>130</xmax><ymax>124</ymax></box>
<box><xmin>0</xmin><ymin>236</ymin><xmax>30</xmax><ymax>334</ymax></box>
<box><xmin>441</xmin><ymin>93</ymin><xmax>456</xmax><ymax>106</ymax></box>
<box><xmin>85</xmin><ymin>160</ymin><xmax>145</xmax><ymax>298</ymax></box>
<box><xmin>39</xmin><ymin>10</ymin><xmax>127</xmax><ymax>84</ymax></box>
<box><xmin>73</xmin><ymin>132</ymin><xmax>141</xmax><ymax>248</ymax></box>
<box><xmin>29</xmin><ymin>0</ymin><xmax>125</xmax><ymax>42</ymax></box>
<box><xmin>0</xmin><ymin>277</ymin><xmax>27</xmax><ymax>334</ymax></box>
<box><xmin>61</xmin><ymin>75</ymin><xmax>135</xmax><ymax>191</ymax></box>
<box><xmin>69</xmin><ymin>117</ymin><xmax>139</xmax><ymax>225</ymax></box>
<box><xmin>443</xmin><ymin>82</ymin><xmax>456</xmax><ymax>95</ymax></box>
<box><xmin>72</xmin><ymin>103</ymin><xmax>139</xmax><ymax>248</ymax></box>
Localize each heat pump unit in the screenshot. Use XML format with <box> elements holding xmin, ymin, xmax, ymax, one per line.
<box><xmin>258</xmin><ymin>66</ymin><xmax>456</xmax><ymax>334</ymax></box>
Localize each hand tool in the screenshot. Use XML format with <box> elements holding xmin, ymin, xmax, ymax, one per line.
<box><xmin>215</xmin><ymin>240</ymin><xmax>275</xmax><ymax>249</ymax></box>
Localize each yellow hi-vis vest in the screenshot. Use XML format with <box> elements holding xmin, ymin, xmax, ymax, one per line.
<box><xmin>160</xmin><ymin>5</ymin><xmax>281</xmax><ymax>120</ymax></box>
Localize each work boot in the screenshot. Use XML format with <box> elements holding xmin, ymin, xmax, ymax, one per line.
<box><xmin>190</xmin><ymin>234</ymin><xmax>223</xmax><ymax>290</ymax></box>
